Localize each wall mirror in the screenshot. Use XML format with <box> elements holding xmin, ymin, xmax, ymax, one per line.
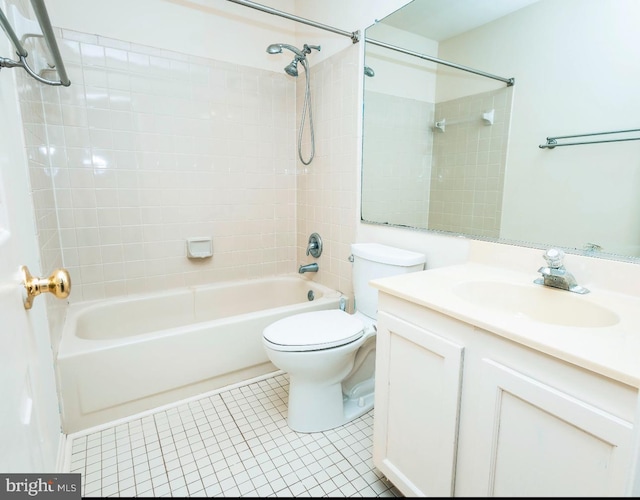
<box><xmin>361</xmin><ymin>0</ymin><xmax>640</xmax><ymax>262</ymax></box>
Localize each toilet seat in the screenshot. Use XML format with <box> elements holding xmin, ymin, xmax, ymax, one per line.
<box><xmin>263</xmin><ymin>309</ymin><xmax>365</xmax><ymax>352</ymax></box>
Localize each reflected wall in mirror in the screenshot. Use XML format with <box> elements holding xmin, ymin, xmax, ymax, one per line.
<box><xmin>361</xmin><ymin>0</ymin><xmax>640</xmax><ymax>261</ymax></box>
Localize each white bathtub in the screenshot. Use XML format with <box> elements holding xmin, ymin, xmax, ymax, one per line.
<box><xmin>57</xmin><ymin>276</ymin><xmax>343</xmax><ymax>433</ymax></box>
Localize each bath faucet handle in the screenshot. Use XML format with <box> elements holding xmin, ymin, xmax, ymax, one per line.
<box><xmin>306</xmin><ymin>242</ymin><xmax>317</xmax><ymax>256</ymax></box>
<box><xmin>306</xmin><ymin>233</ymin><xmax>323</xmax><ymax>258</ymax></box>
<box><xmin>542</xmin><ymin>248</ymin><xmax>565</xmax><ymax>268</ymax></box>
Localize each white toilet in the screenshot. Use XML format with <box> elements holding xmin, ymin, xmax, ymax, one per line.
<box><xmin>262</xmin><ymin>242</ymin><xmax>426</xmax><ymax>433</ymax></box>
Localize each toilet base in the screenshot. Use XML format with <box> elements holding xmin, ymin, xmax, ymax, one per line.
<box><xmin>287</xmin><ymin>375</ymin><xmax>375</xmax><ymax>433</ymax></box>
<box><xmin>343</xmin><ymin>392</ymin><xmax>374</xmax><ymax>424</ymax></box>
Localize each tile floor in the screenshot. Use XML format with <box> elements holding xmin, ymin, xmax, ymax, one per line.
<box><xmin>65</xmin><ymin>372</ymin><xmax>402</xmax><ymax>497</ymax></box>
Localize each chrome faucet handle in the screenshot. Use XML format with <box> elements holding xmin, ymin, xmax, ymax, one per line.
<box><xmin>542</xmin><ymin>248</ymin><xmax>565</xmax><ymax>268</ymax></box>
<box><xmin>306</xmin><ymin>233</ymin><xmax>323</xmax><ymax>258</ymax></box>
<box><xmin>306</xmin><ymin>242</ymin><xmax>317</xmax><ymax>256</ymax></box>
<box><xmin>535</xmin><ymin>248</ymin><xmax>589</xmax><ymax>294</ymax></box>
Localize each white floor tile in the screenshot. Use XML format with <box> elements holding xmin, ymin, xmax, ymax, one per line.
<box><xmin>66</xmin><ymin>373</ymin><xmax>402</xmax><ymax>498</ymax></box>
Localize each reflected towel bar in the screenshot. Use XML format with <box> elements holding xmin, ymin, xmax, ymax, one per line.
<box><xmin>540</xmin><ymin>128</ymin><xmax>640</xmax><ymax>149</ymax></box>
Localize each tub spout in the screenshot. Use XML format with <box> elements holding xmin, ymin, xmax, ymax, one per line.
<box><xmin>298</xmin><ymin>263</ymin><xmax>319</xmax><ymax>273</ymax></box>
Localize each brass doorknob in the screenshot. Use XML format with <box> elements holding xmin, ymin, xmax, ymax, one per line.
<box><xmin>20</xmin><ymin>265</ymin><xmax>71</xmax><ymax>310</ymax></box>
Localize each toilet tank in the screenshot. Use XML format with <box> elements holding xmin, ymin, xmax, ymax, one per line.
<box><xmin>351</xmin><ymin>243</ymin><xmax>426</xmax><ymax>319</ymax></box>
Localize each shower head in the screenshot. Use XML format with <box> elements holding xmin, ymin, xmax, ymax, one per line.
<box><xmin>267</xmin><ymin>42</ymin><xmax>317</xmax><ymax>78</ymax></box>
<box><xmin>267</xmin><ymin>44</ymin><xmax>317</xmax><ymax>165</ymax></box>
<box><xmin>364</xmin><ymin>66</ymin><xmax>375</xmax><ymax>77</ymax></box>
<box><xmin>284</xmin><ymin>59</ymin><xmax>299</xmax><ymax>77</ymax></box>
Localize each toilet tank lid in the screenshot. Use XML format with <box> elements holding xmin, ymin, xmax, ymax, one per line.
<box><xmin>351</xmin><ymin>243</ymin><xmax>426</xmax><ymax>266</ymax></box>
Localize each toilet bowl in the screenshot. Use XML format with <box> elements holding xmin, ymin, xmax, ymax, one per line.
<box><xmin>262</xmin><ymin>242</ymin><xmax>427</xmax><ymax>433</ymax></box>
<box><xmin>263</xmin><ymin>309</ymin><xmax>376</xmax><ymax>433</ymax></box>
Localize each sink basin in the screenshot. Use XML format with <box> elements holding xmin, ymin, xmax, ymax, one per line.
<box><xmin>453</xmin><ymin>280</ymin><xmax>619</xmax><ymax>328</ymax></box>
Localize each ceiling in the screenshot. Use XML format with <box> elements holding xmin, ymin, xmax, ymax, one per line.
<box><xmin>377</xmin><ymin>0</ymin><xmax>539</xmax><ymax>41</ymax></box>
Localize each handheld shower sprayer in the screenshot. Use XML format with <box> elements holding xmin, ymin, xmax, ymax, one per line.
<box><xmin>266</xmin><ymin>43</ymin><xmax>304</xmax><ymax>57</ymax></box>
<box><xmin>266</xmin><ymin>44</ymin><xmax>321</xmax><ymax>76</ymax></box>
<box><xmin>265</xmin><ymin>42</ymin><xmax>321</xmax><ymax>165</ymax></box>
<box><xmin>266</xmin><ymin>43</ymin><xmax>321</xmax><ymax>56</ymax></box>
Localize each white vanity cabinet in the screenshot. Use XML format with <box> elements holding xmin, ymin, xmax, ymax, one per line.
<box><xmin>373</xmin><ymin>293</ymin><xmax>638</xmax><ymax>497</ymax></box>
<box><xmin>373</xmin><ymin>308</ymin><xmax>465</xmax><ymax>496</ymax></box>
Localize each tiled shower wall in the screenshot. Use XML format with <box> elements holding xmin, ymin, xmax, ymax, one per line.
<box><xmin>362</xmin><ymin>87</ymin><xmax>513</xmax><ymax>237</ymax></box>
<box><xmin>19</xmin><ymin>28</ymin><xmax>299</xmax><ymax>306</ymax></box>
<box><xmin>429</xmin><ymin>86</ymin><xmax>513</xmax><ymax>237</ymax></box>
<box><xmin>18</xmin><ymin>26</ymin><xmax>361</xmax><ymax>346</ymax></box>
<box><xmin>295</xmin><ymin>47</ymin><xmax>359</xmax><ymax>301</ymax></box>
<box><xmin>360</xmin><ymin>86</ymin><xmax>512</xmax><ymax>238</ymax></box>
<box><xmin>360</xmin><ymin>91</ymin><xmax>434</xmax><ymax>229</ymax></box>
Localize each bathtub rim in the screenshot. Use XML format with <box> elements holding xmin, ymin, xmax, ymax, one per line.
<box><xmin>58</xmin><ymin>274</ymin><xmax>344</xmax><ymax>358</ymax></box>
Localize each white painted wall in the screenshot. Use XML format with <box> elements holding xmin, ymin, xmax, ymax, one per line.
<box><xmin>295</xmin><ymin>0</ymin><xmax>410</xmax><ymax>55</ymax></box>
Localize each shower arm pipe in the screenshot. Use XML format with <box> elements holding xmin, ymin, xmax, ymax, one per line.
<box><xmin>365</xmin><ymin>37</ymin><xmax>514</xmax><ymax>87</ymax></box>
<box><xmin>226</xmin><ymin>0</ymin><xmax>360</xmax><ymax>44</ymax></box>
<box><xmin>0</xmin><ymin>1</ymin><xmax>70</xmax><ymax>86</ymax></box>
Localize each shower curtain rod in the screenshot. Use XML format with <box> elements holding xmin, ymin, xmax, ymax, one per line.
<box><xmin>366</xmin><ymin>37</ymin><xmax>514</xmax><ymax>87</ymax></box>
<box><xmin>226</xmin><ymin>0</ymin><xmax>360</xmax><ymax>43</ymax></box>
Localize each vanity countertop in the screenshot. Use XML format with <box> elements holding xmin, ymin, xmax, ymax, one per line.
<box><xmin>370</xmin><ymin>262</ymin><xmax>640</xmax><ymax>388</ymax></box>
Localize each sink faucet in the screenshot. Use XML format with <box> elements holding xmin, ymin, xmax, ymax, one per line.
<box><xmin>299</xmin><ymin>263</ymin><xmax>319</xmax><ymax>274</ymax></box>
<box><xmin>534</xmin><ymin>248</ymin><xmax>589</xmax><ymax>294</ymax></box>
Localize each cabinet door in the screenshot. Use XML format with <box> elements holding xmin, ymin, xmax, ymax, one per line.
<box><xmin>373</xmin><ymin>311</ymin><xmax>464</xmax><ymax>497</ymax></box>
<box><xmin>471</xmin><ymin>358</ymin><xmax>633</xmax><ymax>497</ymax></box>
